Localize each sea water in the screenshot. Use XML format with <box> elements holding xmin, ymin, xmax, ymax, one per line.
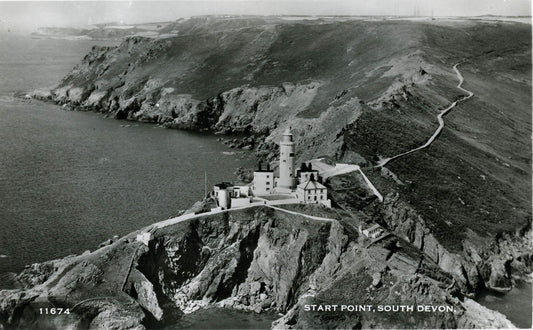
<box><xmin>476</xmin><ymin>281</ymin><xmax>532</xmax><ymax>328</ymax></box>
<box><xmin>169</xmin><ymin>308</ymin><xmax>278</xmax><ymax>329</ymax></box>
<box><xmin>0</xmin><ymin>33</ymin><xmax>255</xmax><ymax>283</ymax></box>
<box><xmin>0</xmin><ymin>33</ymin><xmax>276</xmax><ymax>329</ymax></box>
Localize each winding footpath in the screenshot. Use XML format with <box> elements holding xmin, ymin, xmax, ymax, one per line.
<box><xmin>357</xmin><ymin>168</ymin><xmax>384</xmax><ymax>202</ymax></box>
<box><xmin>148</xmin><ymin>199</ymin><xmax>336</xmax><ymax>232</ymax></box>
<box><xmin>266</xmin><ymin>205</ymin><xmax>335</xmax><ymax>222</ymax></box>
<box><xmin>376</xmin><ymin>62</ymin><xmax>474</xmax><ymax>168</ymax></box>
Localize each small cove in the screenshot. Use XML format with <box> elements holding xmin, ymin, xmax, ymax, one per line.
<box><xmin>476</xmin><ymin>281</ymin><xmax>532</xmax><ymax>328</ymax></box>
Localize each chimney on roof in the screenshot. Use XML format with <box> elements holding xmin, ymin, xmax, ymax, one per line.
<box><xmin>258</xmin><ymin>161</ymin><xmax>262</xmax><ymax>171</ymax></box>
<box><xmin>310</xmin><ymin>173</ymin><xmax>315</xmax><ymax>182</ymax></box>
<box><xmin>267</xmin><ymin>162</ymin><xmax>271</xmax><ymax>171</ymax></box>
<box><xmin>308</xmin><ymin>162</ymin><xmax>313</xmax><ymax>170</ymax></box>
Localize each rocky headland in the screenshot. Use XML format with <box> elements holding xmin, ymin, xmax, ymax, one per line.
<box><xmin>4</xmin><ymin>16</ymin><xmax>531</xmax><ymax>328</ymax></box>
<box><xmin>0</xmin><ymin>205</ymin><xmax>522</xmax><ymax>329</ymax></box>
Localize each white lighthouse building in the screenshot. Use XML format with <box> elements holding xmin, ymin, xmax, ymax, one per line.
<box><xmin>278</xmin><ymin>128</ymin><xmax>295</xmax><ymax>191</ymax></box>
<box><xmin>211</xmin><ymin>126</ymin><xmax>331</xmax><ymax>208</ymax></box>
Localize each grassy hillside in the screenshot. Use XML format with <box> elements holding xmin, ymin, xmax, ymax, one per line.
<box><xmin>50</xmin><ymin>15</ymin><xmax>531</xmax><ymax>259</ymax></box>
<box><xmin>60</xmin><ymin>17</ymin><xmax>428</xmax><ymax>110</ymax></box>
<box><xmin>341</xmin><ymin>20</ymin><xmax>531</xmax><ymax>250</ymax></box>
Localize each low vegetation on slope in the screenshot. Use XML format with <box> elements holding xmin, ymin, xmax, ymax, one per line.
<box><xmin>48</xmin><ymin>15</ymin><xmax>531</xmax><ymax>256</ymax></box>
<box><xmin>341</xmin><ymin>20</ymin><xmax>531</xmax><ymax>250</ymax></box>
<box><xmin>46</xmin><ymin>17</ymin><xmax>442</xmax><ymax>162</ymax></box>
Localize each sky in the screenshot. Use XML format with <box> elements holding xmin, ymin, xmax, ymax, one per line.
<box><xmin>0</xmin><ymin>0</ymin><xmax>531</xmax><ymax>32</ymax></box>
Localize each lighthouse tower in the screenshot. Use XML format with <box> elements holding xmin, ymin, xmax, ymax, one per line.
<box><xmin>278</xmin><ymin>128</ymin><xmax>295</xmax><ymax>190</ymax></box>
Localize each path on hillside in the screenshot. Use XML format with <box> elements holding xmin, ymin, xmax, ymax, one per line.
<box><xmin>266</xmin><ymin>205</ymin><xmax>335</xmax><ymax>222</ymax></box>
<box><xmin>148</xmin><ymin>201</ymin><xmax>336</xmax><ymax>231</ymax></box>
<box><xmin>311</xmin><ymin>161</ymin><xmax>360</xmax><ymax>179</ymax></box>
<box><xmin>151</xmin><ymin>206</ymin><xmax>244</xmax><ymax>230</ymax></box>
<box><xmin>376</xmin><ymin>62</ymin><xmax>474</xmax><ymax>168</ymax></box>
<box><xmin>356</xmin><ymin>168</ymin><xmax>384</xmax><ymax>202</ymax></box>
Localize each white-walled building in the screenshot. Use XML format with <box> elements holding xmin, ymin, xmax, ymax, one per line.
<box><xmin>296</xmin><ymin>174</ymin><xmax>331</xmax><ymax>207</ymax></box>
<box><xmin>246</xmin><ymin>127</ymin><xmax>331</xmax><ymax>208</ymax></box>
<box><xmin>362</xmin><ymin>224</ymin><xmax>385</xmax><ymax>239</ymax></box>
<box><xmin>213</xmin><ymin>182</ymin><xmax>252</xmax><ymax>210</ymax></box>
<box><xmin>252</xmin><ymin>162</ymin><xmax>274</xmax><ymax>195</ymax></box>
<box><xmin>278</xmin><ymin>128</ymin><xmax>295</xmax><ymax>190</ymax></box>
<box><xmin>231</xmin><ymin>183</ymin><xmax>253</xmax><ymax>208</ymax></box>
<box><xmin>213</xmin><ymin>182</ymin><xmax>233</xmax><ymax>209</ymax></box>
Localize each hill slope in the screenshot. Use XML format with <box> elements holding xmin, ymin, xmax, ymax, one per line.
<box><xmin>26</xmin><ymin>16</ymin><xmax>532</xmax><ymax>328</ymax></box>
<box><xmin>41</xmin><ymin>15</ymin><xmax>531</xmax><ymax>250</ymax></box>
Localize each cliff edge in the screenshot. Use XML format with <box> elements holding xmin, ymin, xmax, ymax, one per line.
<box><xmin>0</xmin><ymin>206</ymin><xmax>517</xmax><ymax>329</ymax></box>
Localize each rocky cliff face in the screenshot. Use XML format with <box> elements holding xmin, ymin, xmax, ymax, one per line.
<box><xmin>135</xmin><ymin>207</ymin><xmax>335</xmax><ymax>317</ymax></box>
<box><xmin>377</xmin><ymin>193</ymin><xmax>532</xmax><ymax>293</ymax></box>
<box><xmin>0</xmin><ymin>206</ymin><xmax>519</xmax><ymax>329</ymax></box>
<box><xmin>35</xmin><ymin>17</ymin><xmax>445</xmax><ymax>163</ymax></box>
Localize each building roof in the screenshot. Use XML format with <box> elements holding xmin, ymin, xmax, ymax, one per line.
<box><xmin>298</xmin><ymin>169</ymin><xmax>318</xmax><ymax>174</ymax></box>
<box><xmin>214</xmin><ymin>182</ymin><xmax>234</xmax><ymax>189</ymax></box>
<box><xmin>364</xmin><ymin>224</ymin><xmax>382</xmax><ymax>232</ymax></box>
<box><xmin>297</xmin><ymin>179</ymin><xmax>326</xmax><ymax>191</ymax></box>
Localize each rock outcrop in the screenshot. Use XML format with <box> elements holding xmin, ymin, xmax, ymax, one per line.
<box><xmin>376</xmin><ymin>193</ymin><xmax>532</xmax><ymax>295</ymax></box>
<box><xmin>0</xmin><ymin>206</ymin><xmax>518</xmax><ymax>329</ymax></box>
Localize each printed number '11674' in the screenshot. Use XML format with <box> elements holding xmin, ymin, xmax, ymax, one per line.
<box><xmin>39</xmin><ymin>308</ymin><xmax>70</xmax><ymax>315</ymax></box>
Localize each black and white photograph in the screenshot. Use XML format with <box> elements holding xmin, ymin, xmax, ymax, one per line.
<box><xmin>0</xmin><ymin>0</ymin><xmax>531</xmax><ymax>329</ymax></box>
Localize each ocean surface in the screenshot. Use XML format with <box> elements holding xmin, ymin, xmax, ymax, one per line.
<box><xmin>0</xmin><ymin>34</ymin><xmax>255</xmax><ymax>282</ymax></box>
<box><xmin>476</xmin><ymin>281</ymin><xmax>532</xmax><ymax>328</ymax></box>
<box><xmin>170</xmin><ymin>308</ymin><xmax>278</xmax><ymax>329</ymax></box>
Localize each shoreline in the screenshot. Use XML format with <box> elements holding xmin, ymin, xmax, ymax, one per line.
<box><xmin>18</xmin><ymin>90</ymin><xmax>269</xmax><ymax>160</ymax></box>
<box><xmin>11</xmin><ymin>89</ymin><xmax>533</xmax><ymax>297</ymax></box>
<box><xmin>0</xmin><ymin>92</ymin><xmax>258</xmax><ymax>285</ymax></box>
